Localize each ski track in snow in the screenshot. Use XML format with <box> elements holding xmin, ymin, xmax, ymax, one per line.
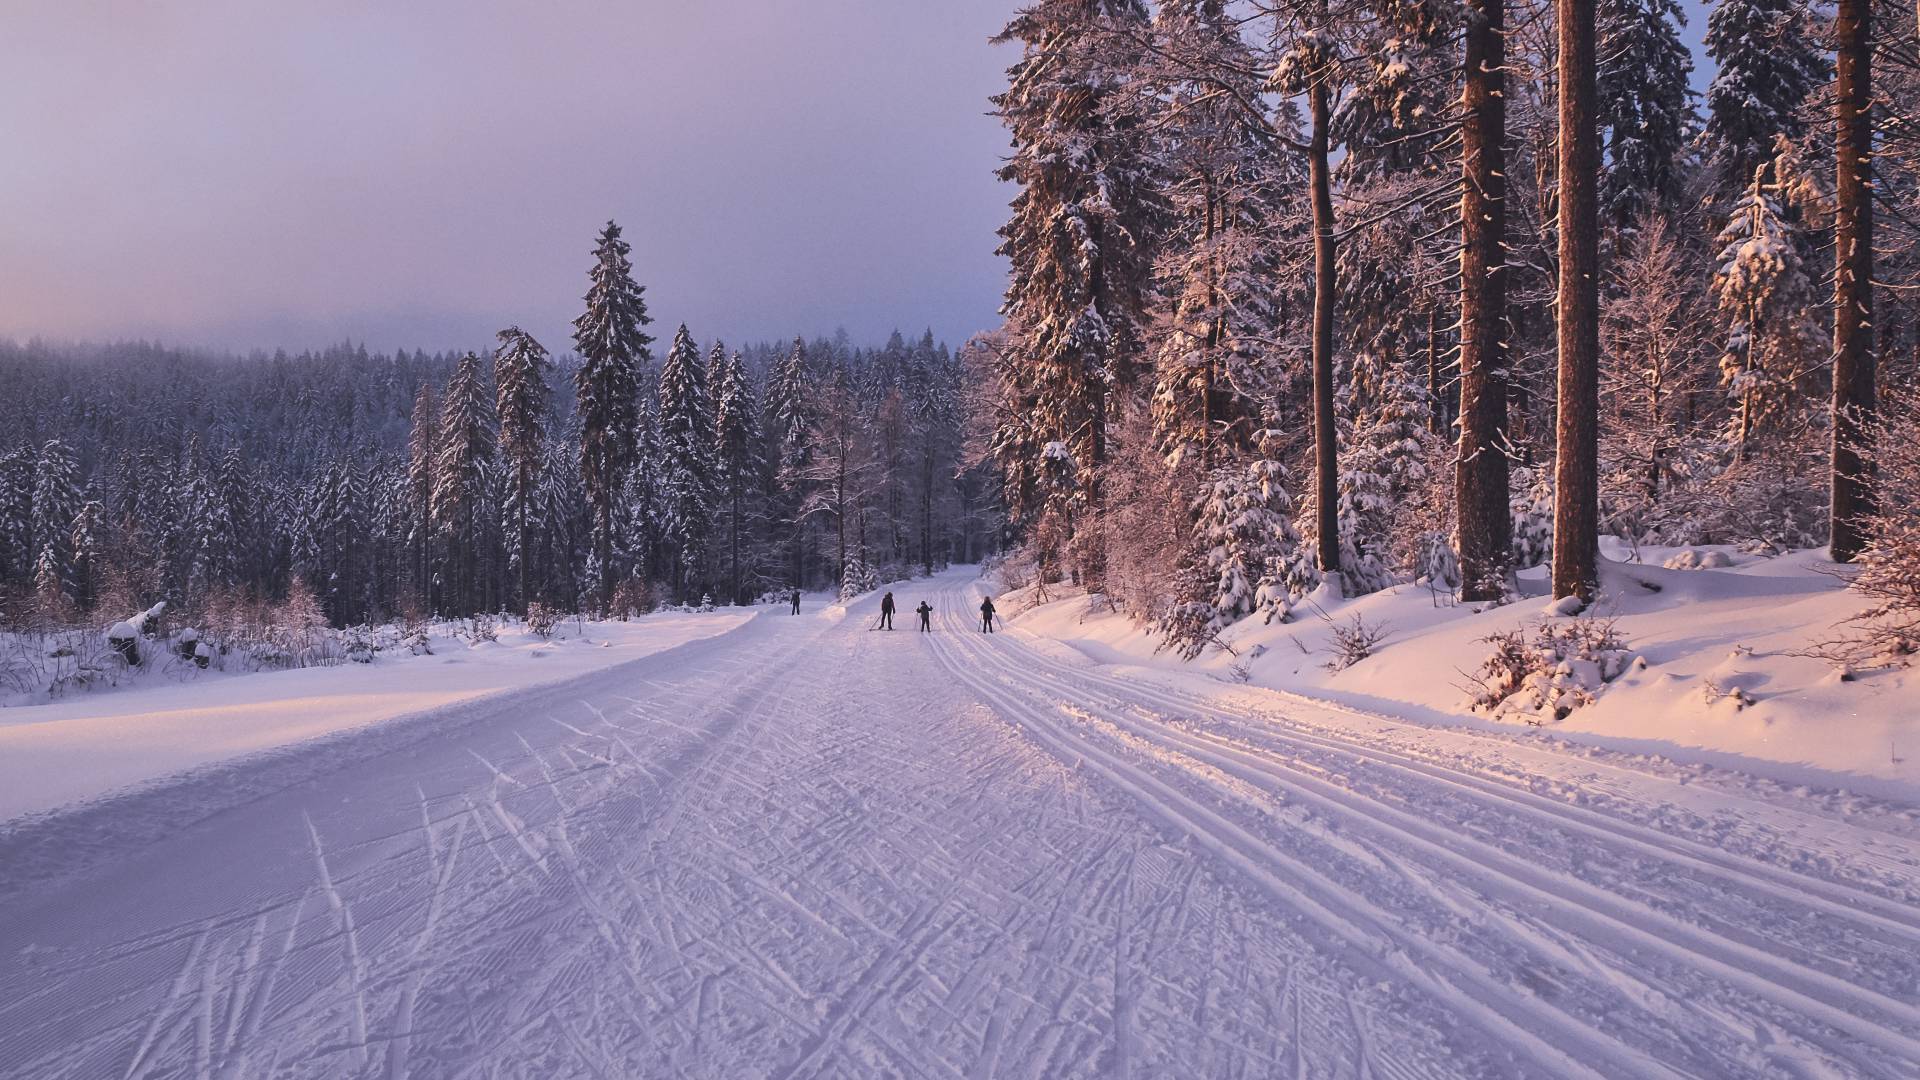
<box><xmin>3</xmin><ymin>568</ymin><xmax>1919</xmax><ymax>1078</ymax></box>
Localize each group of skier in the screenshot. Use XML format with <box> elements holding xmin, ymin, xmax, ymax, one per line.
<box><xmin>876</xmin><ymin>590</ymin><xmax>995</xmax><ymax>632</ymax></box>
<box><xmin>786</xmin><ymin>588</ymin><xmax>996</xmax><ymax>632</ymax></box>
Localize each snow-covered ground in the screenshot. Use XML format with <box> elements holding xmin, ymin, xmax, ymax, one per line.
<box><xmin>1009</xmin><ymin>542</ymin><xmax>1920</xmax><ymax>801</ymax></box>
<box><xmin>0</xmin><ymin>610</ymin><xmax>753</xmax><ymax>822</ymax></box>
<box><xmin>2</xmin><ymin>567</ymin><xmax>1918</xmax><ymax>1078</ymax></box>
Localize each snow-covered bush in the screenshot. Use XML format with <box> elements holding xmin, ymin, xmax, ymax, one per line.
<box><xmin>525</xmin><ymin>602</ymin><xmax>559</xmax><ymax>640</ymax></box>
<box><xmin>1466</xmin><ymin>618</ymin><xmax>1635</xmax><ymax>723</ymax></box>
<box><xmin>609</xmin><ymin>577</ymin><xmax>656</xmax><ymax>619</ymax></box>
<box><xmin>340</xmin><ymin>625</ymin><xmax>379</xmax><ymax>663</ymax></box>
<box><xmin>402</xmin><ymin>620</ymin><xmax>434</xmax><ymax>656</ymax></box>
<box><xmin>1509</xmin><ymin>467</ymin><xmax>1555</xmax><ymax>571</ymax></box>
<box><xmin>467</xmin><ymin>615</ymin><xmax>499</xmax><ymax>644</ymax></box>
<box><xmin>1663</xmin><ymin>548</ymin><xmax>1732</xmax><ymax>570</ymax></box>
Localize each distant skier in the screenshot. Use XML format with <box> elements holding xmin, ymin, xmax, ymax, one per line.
<box><xmin>879</xmin><ymin>591</ymin><xmax>896</xmax><ymax>630</ymax></box>
<box><xmin>790</xmin><ymin>589</ymin><xmax>801</xmax><ymax>615</ymax></box>
<box><xmin>979</xmin><ymin>595</ymin><xmax>996</xmax><ymax>633</ymax></box>
<box><xmin>916</xmin><ymin>600</ymin><xmax>933</xmax><ymax>632</ymax></box>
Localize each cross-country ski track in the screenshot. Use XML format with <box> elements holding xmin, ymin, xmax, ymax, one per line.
<box><xmin>4</xmin><ymin>567</ymin><xmax>1919</xmax><ymax>1079</ymax></box>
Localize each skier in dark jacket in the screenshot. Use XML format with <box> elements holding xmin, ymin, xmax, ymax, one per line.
<box><xmin>979</xmin><ymin>595</ymin><xmax>996</xmax><ymax>633</ymax></box>
<box><xmin>916</xmin><ymin>600</ymin><xmax>933</xmax><ymax>631</ymax></box>
<box><xmin>879</xmin><ymin>591</ymin><xmax>896</xmax><ymax>630</ymax></box>
<box><xmin>790</xmin><ymin>589</ymin><xmax>801</xmax><ymax>615</ymax></box>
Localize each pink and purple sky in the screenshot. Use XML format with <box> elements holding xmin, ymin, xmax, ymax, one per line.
<box><xmin>0</xmin><ymin>1</ymin><xmax>1715</xmax><ymax>356</ymax></box>
<box><xmin>0</xmin><ymin>0</ymin><xmax>1018</xmax><ymax>354</ymax></box>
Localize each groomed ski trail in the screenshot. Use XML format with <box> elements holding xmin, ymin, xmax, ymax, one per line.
<box><xmin>2</xmin><ymin>567</ymin><xmax>1917</xmax><ymax>1078</ymax></box>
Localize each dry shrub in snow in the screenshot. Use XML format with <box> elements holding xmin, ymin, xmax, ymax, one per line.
<box><xmin>525</xmin><ymin>602</ymin><xmax>559</xmax><ymax>640</ymax></box>
<box><xmin>1467</xmin><ymin>618</ymin><xmax>1635</xmax><ymax>723</ymax></box>
<box><xmin>1835</xmin><ymin>387</ymin><xmax>1920</xmax><ymax>667</ymax></box>
<box><xmin>1323</xmin><ymin>613</ymin><xmax>1389</xmax><ymax>672</ymax></box>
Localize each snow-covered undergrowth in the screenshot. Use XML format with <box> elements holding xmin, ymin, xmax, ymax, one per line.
<box><xmin>999</xmin><ymin>541</ymin><xmax>1920</xmax><ymax>799</ymax></box>
<box><xmin>0</xmin><ymin>606</ymin><xmax>757</xmax><ymax>821</ymax></box>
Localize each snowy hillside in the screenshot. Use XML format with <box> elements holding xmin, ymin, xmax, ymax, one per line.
<box><xmin>1003</xmin><ymin>544</ymin><xmax>1920</xmax><ymax>800</ymax></box>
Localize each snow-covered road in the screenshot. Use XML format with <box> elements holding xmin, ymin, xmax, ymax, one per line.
<box><xmin>4</xmin><ymin>568</ymin><xmax>1919</xmax><ymax>1078</ymax></box>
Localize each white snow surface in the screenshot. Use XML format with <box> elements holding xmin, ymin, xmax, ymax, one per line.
<box><xmin>2</xmin><ymin>567</ymin><xmax>1919</xmax><ymax>1078</ymax></box>
<box><xmin>1013</xmin><ymin>543</ymin><xmax>1920</xmax><ymax>801</ymax></box>
<box><xmin>0</xmin><ymin>611</ymin><xmax>751</xmax><ymax>822</ymax></box>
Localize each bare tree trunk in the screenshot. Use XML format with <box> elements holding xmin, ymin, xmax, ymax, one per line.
<box><xmin>1552</xmin><ymin>0</ymin><xmax>1601</xmax><ymax>603</ymax></box>
<box><xmin>1310</xmin><ymin>72</ymin><xmax>1341</xmax><ymax>576</ymax></box>
<box><xmin>1456</xmin><ymin>0</ymin><xmax>1512</xmax><ymax>601</ymax></box>
<box><xmin>1831</xmin><ymin>0</ymin><xmax>1875</xmax><ymax>562</ymax></box>
<box><xmin>1427</xmin><ymin>304</ymin><xmax>1443</xmax><ymax>435</ymax></box>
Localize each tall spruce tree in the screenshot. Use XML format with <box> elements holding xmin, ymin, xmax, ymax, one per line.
<box><xmin>406</xmin><ymin>382</ymin><xmax>440</xmax><ymax>609</ymax></box>
<box><xmin>992</xmin><ymin>0</ymin><xmax>1159</xmax><ymax>586</ymax></box>
<box><xmin>1702</xmin><ymin>0</ymin><xmax>1826</xmax><ymax>187</ymax></box>
<box><xmin>1598</xmin><ymin>0</ymin><xmax>1696</xmax><ymax>233</ymax></box>
<box><xmin>433</xmin><ymin>351</ymin><xmax>495</xmax><ymax>615</ymax></box>
<box><xmin>1554</xmin><ymin>0</ymin><xmax>1603</xmax><ymax>603</ymax></box>
<box><xmin>1456</xmin><ymin>0</ymin><xmax>1513</xmax><ymax>601</ymax></box>
<box><xmin>494</xmin><ymin>326</ymin><xmax>552</xmax><ymax>610</ymax></box>
<box><xmin>768</xmin><ymin>337</ymin><xmax>815</xmax><ymax>587</ymax></box>
<box><xmin>572</xmin><ymin>220</ymin><xmax>653</xmax><ymax>611</ymax></box>
<box><xmin>714</xmin><ymin>348</ymin><xmax>760</xmax><ymax>605</ymax></box>
<box><xmin>658</xmin><ymin>325</ymin><xmax>717</xmax><ymax>600</ymax></box>
<box><xmin>1829</xmin><ymin>0</ymin><xmax>1874</xmax><ymax>561</ymax></box>
<box><xmin>30</xmin><ymin>439</ymin><xmax>81</xmax><ymax>598</ymax></box>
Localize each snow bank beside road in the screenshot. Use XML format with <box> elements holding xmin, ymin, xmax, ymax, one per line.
<box><xmin>998</xmin><ymin>545</ymin><xmax>1920</xmax><ymax>801</ymax></box>
<box><xmin>0</xmin><ymin>609</ymin><xmax>755</xmax><ymax>821</ymax></box>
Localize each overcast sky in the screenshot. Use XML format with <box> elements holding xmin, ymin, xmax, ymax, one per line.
<box><xmin>2</xmin><ymin>1</ymin><xmax>1719</xmax><ymax>358</ymax></box>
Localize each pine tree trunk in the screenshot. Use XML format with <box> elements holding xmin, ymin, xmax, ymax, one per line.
<box><xmin>1427</xmin><ymin>305</ymin><xmax>1443</xmax><ymax>435</ymax></box>
<box><xmin>596</xmin><ymin>500</ymin><xmax>613</xmax><ymax>614</ymax></box>
<box><xmin>1552</xmin><ymin>0</ymin><xmax>1601</xmax><ymax>603</ymax></box>
<box><xmin>1456</xmin><ymin>0</ymin><xmax>1512</xmax><ymax>601</ymax></box>
<box><xmin>1309</xmin><ymin>73</ymin><xmax>1340</xmax><ymax>575</ymax></box>
<box><xmin>1830</xmin><ymin>0</ymin><xmax>1875</xmax><ymax>562</ymax></box>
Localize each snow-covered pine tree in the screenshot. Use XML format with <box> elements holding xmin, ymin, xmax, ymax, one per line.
<box><xmin>30</xmin><ymin>439</ymin><xmax>81</xmax><ymax>596</ymax></box>
<box><xmin>433</xmin><ymin>351</ymin><xmax>496</xmax><ymax>615</ymax></box>
<box><xmin>714</xmin><ymin>347</ymin><xmax>760</xmax><ymax>605</ymax></box>
<box><xmin>767</xmin><ymin>336</ymin><xmax>815</xmax><ymax>587</ymax></box>
<box><xmin>494</xmin><ymin>326</ymin><xmax>552</xmax><ymax>611</ymax></box>
<box><xmin>1712</xmin><ymin>154</ymin><xmax>1817</xmax><ymax>458</ymax></box>
<box><xmin>405</xmin><ymin>382</ymin><xmax>439</xmax><ymax>611</ymax></box>
<box><xmin>909</xmin><ymin>331</ymin><xmax>959</xmax><ymax>577</ymax></box>
<box><xmin>69</xmin><ymin>498</ymin><xmax>104</xmax><ymax>613</ymax></box>
<box><xmin>1163</xmin><ymin>456</ymin><xmax>1315</xmax><ymax>658</ymax></box>
<box><xmin>1702</xmin><ymin>0</ymin><xmax>1826</xmax><ymax>188</ymax></box>
<box><xmin>992</xmin><ymin>0</ymin><xmax>1159</xmax><ymax>587</ymax></box>
<box><xmin>30</xmin><ymin>543</ymin><xmax>70</xmax><ymax>627</ymax></box>
<box><xmin>181</xmin><ymin>450</ymin><xmax>237</xmax><ymax>610</ymax></box>
<box><xmin>1144</xmin><ymin>0</ymin><xmax>1295</xmax><ymax>471</ymax></box>
<box><xmin>1598</xmin><ymin>0</ymin><xmax>1696</xmax><ymax>234</ymax></box>
<box><xmin>658</xmin><ymin>325</ymin><xmax>717</xmax><ymax>601</ymax></box>
<box><xmin>0</xmin><ymin>447</ymin><xmax>31</xmax><ymax>584</ymax></box>
<box><xmin>572</xmin><ymin>220</ymin><xmax>653</xmax><ymax>612</ymax></box>
<box><xmin>1337</xmin><ymin>373</ymin><xmax>1440</xmax><ymax>594</ymax></box>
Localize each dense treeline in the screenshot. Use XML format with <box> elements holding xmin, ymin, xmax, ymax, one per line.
<box><xmin>980</xmin><ymin>0</ymin><xmax>1920</xmax><ymax>656</ymax></box>
<box><xmin>0</xmin><ymin>244</ymin><xmax>999</xmax><ymax>627</ymax></box>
